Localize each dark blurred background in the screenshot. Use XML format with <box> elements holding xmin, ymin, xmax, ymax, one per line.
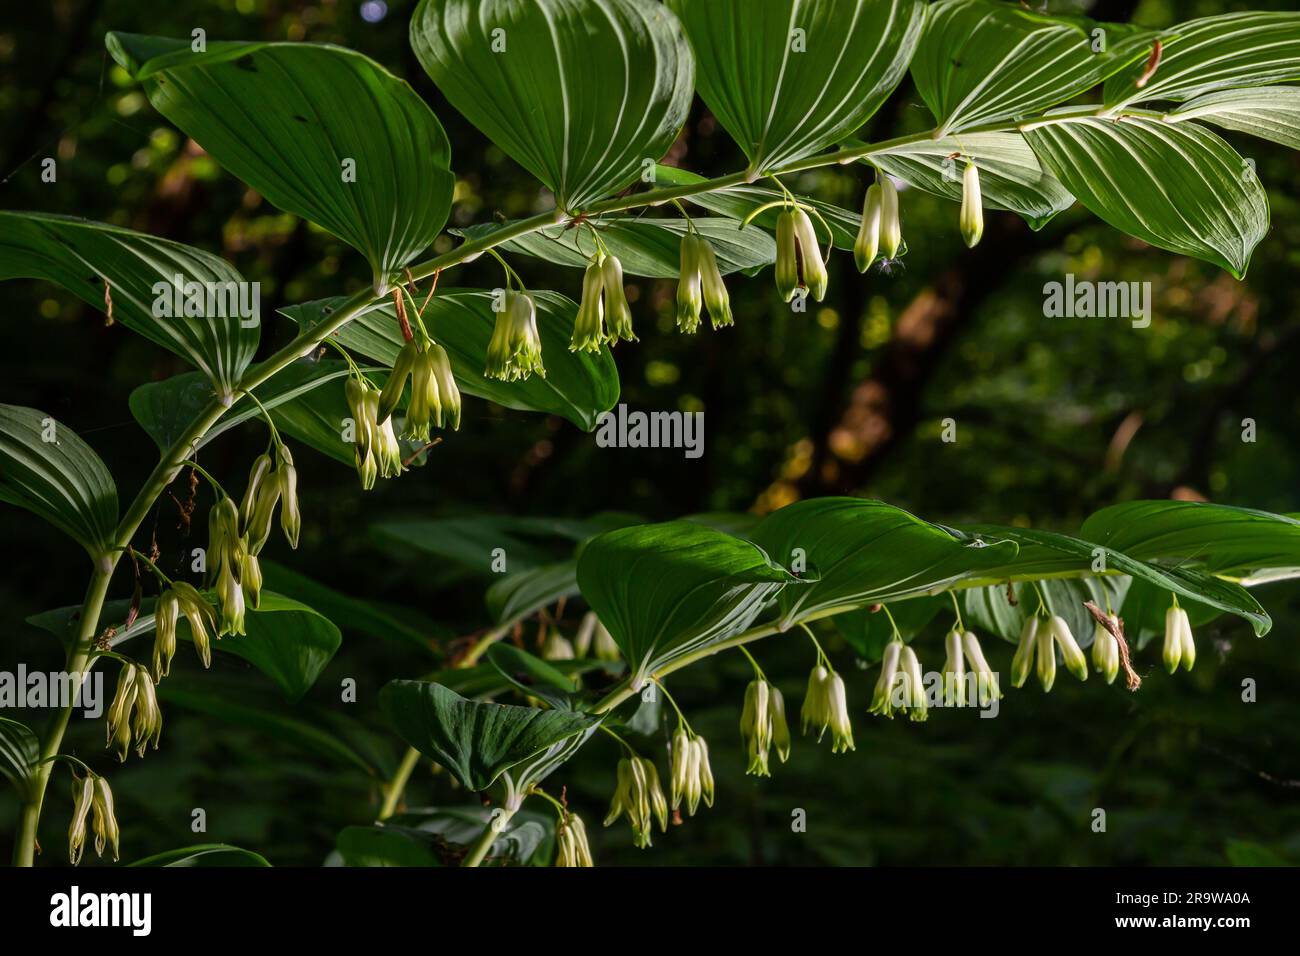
<box><xmin>1</xmin><ymin>0</ymin><xmax>1297</xmax><ymax>866</ymax></box>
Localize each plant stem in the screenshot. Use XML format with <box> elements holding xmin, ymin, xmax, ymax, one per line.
<box><xmin>378</xmin><ymin>747</ymin><xmax>421</xmax><ymax>821</ymax></box>
<box><xmin>461</xmin><ymin>806</ymin><xmax>516</xmax><ymax>868</ymax></box>
<box><xmin>12</xmin><ymin>564</ymin><xmax>113</xmax><ymax>866</ymax></box>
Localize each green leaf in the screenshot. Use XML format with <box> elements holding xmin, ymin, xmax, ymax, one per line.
<box><xmin>29</xmin><ymin>590</ymin><xmax>342</xmax><ymax>701</ymax></box>
<box><xmin>961</xmin><ymin>524</ymin><xmax>1270</xmax><ymax>636</ymax></box>
<box><xmin>487</xmin><ymin>560</ymin><xmax>579</xmax><ymax>628</ymax></box>
<box><xmin>0</xmin><ymin>717</ymin><xmax>39</xmax><ymax>800</ymax></box>
<box><xmin>748</xmin><ymin>497</ymin><xmax>1018</xmax><ymax>629</ymax></box>
<box><xmin>666</xmin><ymin>0</ymin><xmax>925</xmax><ymax>173</ymax></box>
<box><xmin>129</xmin><ymin>360</ymin><xmax>361</xmax><ymax>453</ymax></box>
<box><xmin>455</xmin><ymin>217</ymin><xmax>775</xmax><ymax>277</ymax></box>
<box><xmin>107</xmin><ymin>32</ymin><xmax>453</xmax><ymax>291</ymax></box>
<box><xmin>0</xmin><ymin>404</ymin><xmax>118</xmax><ymax>559</ymax></box>
<box><xmin>962</xmin><ymin>577</ymin><xmax>1129</xmax><ymax>648</ymax></box>
<box><xmin>128</xmin><ymin>843</ymin><xmax>272</xmax><ymax>867</ymax></box>
<box><xmin>1225</xmin><ymin>839</ymin><xmax>1290</xmax><ymax>867</ymax></box>
<box><xmin>1166</xmin><ymin>88</ymin><xmax>1300</xmax><ymax>153</ymax></box>
<box><xmin>411</xmin><ymin>0</ymin><xmax>693</xmax><ymax>211</ymax></box>
<box><xmin>576</xmin><ymin>520</ymin><xmax>799</xmax><ymax>681</ymax></box>
<box><xmin>378</xmin><ymin>680</ymin><xmax>597</xmax><ymax>791</ymax></box>
<box><xmin>0</xmin><ymin>212</ymin><xmax>257</xmax><ymax>398</ymax></box>
<box><xmin>282</xmin><ymin>291</ymin><xmax>620</xmax><ymax>432</ymax></box>
<box><xmin>1024</xmin><ymin>116</ymin><xmax>1268</xmax><ymax>278</ymax></box>
<box><xmin>336</xmin><ymin>807</ymin><xmax>554</xmax><ymax>866</ymax></box>
<box><xmin>868</xmin><ymin>131</ymin><xmax>1074</xmax><ymax>231</ymax></box>
<box><xmin>207</xmin><ymin>592</ymin><xmax>342</xmax><ymax>702</ymax></box>
<box><xmin>1103</xmin><ymin>12</ymin><xmax>1300</xmax><ymax>109</ymax></box>
<box><xmin>911</xmin><ymin>0</ymin><xmax>1149</xmax><ymax>136</ymax></box>
<box><xmin>1079</xmin><ymin>500</ymin><xmax>1300</xmax><ymax>584</ymax></box>
<box><xmin>654</xmin><ymin>165</ymin><xmax>864</xmax><ymax>250</ymax></box>
<box><xmin>486</xmin><ymin>643</ymin><xmax>579</xmax><ymax>706</ymax></box>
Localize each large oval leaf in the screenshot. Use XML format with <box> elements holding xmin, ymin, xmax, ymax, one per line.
<box><xmin>411</xmin><ymin>0</ymin><xmax>693</xmax><ymax>211</ymax></box>
<box><xmin>911</xmin><ymin>0</ymin><xmax>1150</xmax><ymax>136</ymax></box>
<box><xmin>379</xmin><ymin>680</ymin><xmax>597</xmax><ymax>791</ymax></box>
<box><xmin>576</xmin><ymin>520</ymin><xmax>800</xmax><ymax>683</ymax></box>
<box><xmin>129</xmin><ymin>360</ymin><xmax>360</xmax><ymax>453</ymax></box>
<box><xmin>336</xmin><ymin>808</ymin><xmax>554</xmax><ymax>867</ymax></box>
<box><xmin>1080</xmin><ymin>501</ymin><xmax>1300</xmax><ymax>583</ymax></box>
<box><xmin>129</xmin><ymin>843</ymin><xmax>271</xmax><ymax>867</ymax></box>
<box><xmin>748</xmin><ymin>497</ymin><xmax>1018</xmax><ymax>628</ymax></box>
<box><xmin>107</xmin><ymin>32</ymin><xmax>454</xmax><ymax>292</ymax></box>
<box><xmin>1167</xmin><ymin>88</ymin><xmax>1300</xmax><ymax>152</ymax></box>
<box><xmin>667</xmin><ymin>0</ymin><xmax>924</xmax><ymax>174</ymax></box>
<box><xmin>1103</xmin><ymin>12</ymin><xmax>1300</xmax><ymax>109</ymax></box>
<box><xmin>0</xmin><ymin>405</ymin><xmax>118</xmax><ymax>559</ymax></box>
<box><xmin>959</xmin><ymin>523</ymin><xmax>1270</xmax><ymax>636</ymax></box>
<box><xmin>457</xmin><ymin>217</ymin><xmax>775</xmax><ymax>277</ymax></box>
<box><xmin>1024</xmin><ymin>116</ymin><xmax>1268</xmax><ymax>278</ymax></box>
<box><xmin>282</xmin><ymin>290</ymin><xmax>619</xmax><ymax>432</ymax></box>
<box><xmin>0</xmin><ymin>212</ymin><xmax>257</xmax><ymax>399</ymax></box>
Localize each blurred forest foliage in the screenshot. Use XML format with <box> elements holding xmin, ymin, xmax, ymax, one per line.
<box><xmin>1</xmin><ymin>0</ymin><xmax>1298</xmax><ymax>867</ymax></box>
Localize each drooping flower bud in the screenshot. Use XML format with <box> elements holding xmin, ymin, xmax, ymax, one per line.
<box><xmin>1011</xmin><ymin>616</ymin><xmax>1039</xmax><ymax>689</ymax></box>
<box><xmin>603</xmin><ymin>756</ymin><xmax>667</xmax><ymax>848</ymax></box>
<box><xmin>378</xmin><ymin>340</ymin><xmax>419</xmax><ymax>426</ymax></box>
<box><xmin>1035</xmin><ymin>614</ymin><xmax>1057</xmax><ymax>692</ymax></box>
<box><xmin>131</xmin><ymin>666</ymin><xmax>163</xmax><ymax>756</ymax></box>
<box><xmin>676</xmin><ymin>234</ymin><xmax>703</xmax><ymax>333</ymax></box>
<box><xmin>602</xmin><ymin>254</ymin><xmax>636</xmax><ymax>343</ymax></box>
<box><xmin>541</xmin><ymin>630</ymin><xmax>575</xmax><ymax>661</ymax></box>
<box><xmin>880</xmin><ymin>175</ymin><xmax>902</xmax><ymax>259</ymax></box>
<box><xmin>695</xmin><ymin>735</ymin><xmax>714</xmax><ymax>808</ymax></box>
<box><xmin>216</xmin><ymin>558</ymin><xmax>246</xmax><ymax>637</ymax></box>
<box><xmin>68</xmin><ymin>775</ymin><xmax>94</xmax><ymax>865</ymax></box>
<box><xmin>960</xmin><ymin>160</ymin><xmax>984</xmax><ymax>248</ymax></box>
<box><xmin>240</xmin><ymin>549</ymin><xmax>263</xmax><ymax>610</ymax></box>
<box><xmin>91</xmin><ymin>775</ymin><xmax>120</xmax><ymax>862</ymax></box>
<box><xmin>344</xmin><ymin>377</ymin><xmax>377</xmax><ymax>490</ymax></box>
<box><xmin>171</xmin><ymin>581</ymin><xmax>217</xmax><ymax>668</ymax></box>
<box><xmin>555</xmin><ymin>811</ymin><xmax>593</xmax><ymax>867</ymax></box>
<box><xmin>238</xmin><ymin>453</ymin><xmax>274</xmax><ymax>535</ymax></box>
<box><xmin>774</xmin><ymin>210</ymin><xmax>800</xmax><ymax>303</ymax></box>
<box><xmin>1092</xmin><ymin>617</ymin><xmax>1120</xmax><ymax>685</ymax></box>
<box><xmin>245</xmin><ymin>466</ymin><xmax>281</xmax><ymax>556</ymax></box>
<box><xmin>869</xmin><ymin>640</ymin><xmax>903</xmax><ymax>718</ymax></box>
<box><xmin>791</xmin><ymin>208</ymin><xmax>828</xmax><ymax>302</ymax></box>
<box><xmin>899</xmin><ymin>645</ymin><xmax>928</xmax><ymax>722</ymax></box>
<box><xmin>1164</xmin><ymin>604</ymin><xmax>1195</xmax><ymax>673</ymax></box>
<box><xmin>485</xmin><ymin>291</ymin><xmax>545</xmax><ymax>381</ymax></box>
<box><xmin>961</xmin><ymin>631</ymin><xmax>1002</xmax><ymax>706</ymax></box>
<box><xmin>1049</xmin><ymin>614</ymin><xmax>1088</xmax><ymax>683</ymax></box>
<box><xmin>695</xmin><ymin>236</ymin><xmax>733</xmax><ymax>329</ymax></box>
<box><xmin>153</xmin><ymin>588</ymin><xmax>179</xmax><ymax>681</ymax></box>
<box><xmin>428</xmin><ymin>343</ymin><xmax>461</xmax><ymax>431</ymax></box>
<box><xmin>801</xmin><ymin>665</ymin><xmax>854</xmax><ymax>753</ymax></box>
<box><xmin>740</xmin><ymin>678</ymin><xmax>773</xmax><ymax>776</ymax></box>
<box><xmin>769</xmin><ymin>685</ymin><xmax>791</xmax><ymax>762</ymax></box>
<box><xmin>372</xmin><ymin>394</ymin><xmax>405</xmax><ymax>480</ymax></box>
<box><xmin>276</xmin><ymin>444</ymin><xmax>300</xmax><ymax>550</ymax></box>
<box><xmin>943</xmin><ymin>628</ymin><xmax>966</xmax><ymax>707</ymax></box>
<box><xmin>855</xmin><ymin>183</ymin><xmax>882</xmax><ymax>273</ymax></box>
<box><xmin>106</xmin><ymin>661</ymin><xmax>138</xmax><ymax>757</ymax></box>
<box><xmin>207</xmin><ymin>495</ymin><xmax>240</xmax><ymax>581</ymax></box>
<box><xmin>571</xmin><ymin>254</ymin><xmax>607</xmax><ymax>353</ymax></box>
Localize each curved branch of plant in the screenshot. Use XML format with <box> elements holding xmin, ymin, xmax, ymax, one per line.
<box><xmin>9</xmin><ymin>103</ymin><xmax>1174</xmax><ymax>866</ymax></box>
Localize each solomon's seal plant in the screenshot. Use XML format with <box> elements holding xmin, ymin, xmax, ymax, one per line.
<box><xmin>3</xmin><ymin>0</ymin><xmax>1300</xmax><ymax>867</ymax></box>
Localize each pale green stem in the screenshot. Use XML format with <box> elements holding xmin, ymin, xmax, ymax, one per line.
<box><xmin>378</xmin><ymin>747</ymin><xmax>421</xmax><ymax>822</ymax></box>
<box><xmin>461</xmin><ymin>806</ymin><xmax>517</xmax><ymax>868</ymax></box>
